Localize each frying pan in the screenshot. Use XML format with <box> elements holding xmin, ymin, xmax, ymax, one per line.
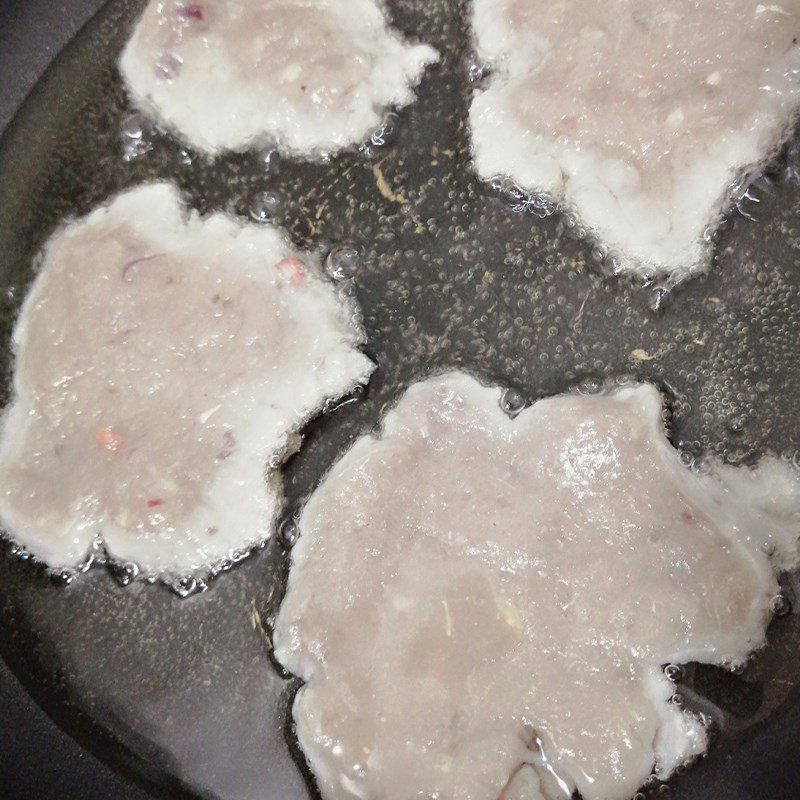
<box><xmin>1</xmin><ymin>2</ymin><xmax>800</xmax><ymax>799</ymax></box>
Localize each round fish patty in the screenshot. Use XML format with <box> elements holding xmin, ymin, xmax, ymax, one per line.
<box><xmin>120</xmin><ymin>0</ymin><xmax>438</xmax><ymax>155</ymax></box>
<box><xmin>275</xmin><ymin>372</ymin><xmax>800</xmax><ymax>800</ymax></box>
<box><xmin>0</xmin><ymin>182</ymin><xmax>374</xmax><ymax>574</ymax></box>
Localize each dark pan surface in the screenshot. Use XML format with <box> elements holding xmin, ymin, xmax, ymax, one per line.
<box><xmin>1</xmin><ymin>1</ymin><xmax>800</xmax><ymax>798</ymax></box>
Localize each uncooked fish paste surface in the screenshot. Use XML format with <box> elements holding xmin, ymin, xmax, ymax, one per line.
<box><xmin>275</xmin><ymin>373</ymin><xmax>800</xmax><ymax>800</ymax></box>
<box><xmin>120</xmin><ymin>0</ymin><xmax>438</xmax><ymax>154</ymax></box>
<box><xmin>0</xmin><ymin>182</ymin><xmax>373</xmax><ymax>574</ymax></box>
<box><xmin>470</xmin><ymin>0</ymin><xmax>800</xmax><ymax>274</ymax></box>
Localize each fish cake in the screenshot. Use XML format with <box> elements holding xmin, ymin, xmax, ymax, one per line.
<box><xmin>470</xmin><ymin>0</ymin><xmax>800</xmax><ymax>274</ymax></box>
<box><xmin>275</xmin><ymin>372</ymin><xmax>800</xmax><ymax>800</ymax></box>
<box><xmin>120</xmin><ymin>0</ymin><xmax>438</xmax><ymax>155</ymax></box>
<box><xmin>0</xmin><ymin>182</ymin><xmax>374</xmax><ymax>575</ymax></box>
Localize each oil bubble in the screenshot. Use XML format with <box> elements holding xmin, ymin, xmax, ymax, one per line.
<box><xmin>120</xmin><ymin>113</ymin><xmax>154</xmax><ymax>162</ymax></box>
<box><xmin>771</xmin><ymin>594</ymin><xmax>791</xmax><ymax>616</ymax></box>
<box><xmin>577</xmin><ymin>377</ymin><xmax>602</xmax><ymax>395</ymax></box>
<box><xmin>324</xmin><ymin>385</ymin><xmax>365</xmax><ymax>413</ymax></box>
<box><xmin>260</xmin><ymin>146</ymin><xmax>277</xmax><ymax>171</ymax></box>
<box><xmin>726</xmin><ymin>415</ymin><xmax>746</xmax><ymax>434</ymax></box>
<box><xmin>488</xmin><ymin>176</ymin><xmax>530</xmax><ymax>212</ymax></box>
<box><xmin>109</xmin><ymin>560</ymin><xmax>140</xmax><ymax>586</ymax></box>
<box><xmin>691</xmin><ymin>456</ymin><xmax>712</xmax><ymax>476</ymax></box>
<box><xmin>326</xmin><ymin>245</ymin><xmax>361</xmax><ymax>281</ymax></box>
<box><xmin>370</xmin><ymin>112</ymin><xmax>399</xmax><ymax>148</ymax></box>
<box><xmin>664</xmin><ymin>664</ymin><xmax>683</xmax><ymax>682</ymax></box>
<box><xmin>249</xmin><ymin>191</ymin><xmax>281</xmax><ymax>223</ymax></box>
<box><xmin>49</xmin><ymin>567</ymin><xmax>77</xmax><ymax>586</ymax></box>
<box><xmin>528</xmin><ymin>194</ymin><xmax>557</xmax><ymax>219</ymax></box>
<box><xmin>601</xmin><ymin>252</ymin><xmax>623</xmax><ymax>277</ymax></box>
<box><xmin>466</xmin><ymin>55</ymin><xmax>491</xmax><ymax>85</ymax></box>
<box><xmin>280</xmin><ymin>517</ymin><xmax>300</xmax><ymax>547</ymax></box>
<box><xmin>165</xmin><ymin>574</ymin><xmax>208</xmax><ymax>598</ymax></box>
<box><xmin>500</xmin><ymin>388</ymin><xmax>526</xmax><ymax>418</ymax></box>
<box><xmin>649</xmin><ymin>286</ymin><xmax>672</xmax><ymax>312</ymax></box>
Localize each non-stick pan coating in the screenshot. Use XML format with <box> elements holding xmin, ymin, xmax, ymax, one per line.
<box><xmin>1</xmin><ymin>1</ymin><xmax>800</xmax><ymax>799</ymax></box>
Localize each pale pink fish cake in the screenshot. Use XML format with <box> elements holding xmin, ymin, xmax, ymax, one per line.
<box><xmin>470</xmin><ymin>0</ymin><xmax>800</xmax><ymax>274</ymax></box>
<box><xmin>0</xmin><ymin>182</ymin><xmax>374</xmax><ymax>574</ymax></box>
<box><xmin>274</xmin><ymin>373</ymin><xmax>800</xmax><ymax>800</ymax></box>
<box><xmin>120</xmin><ymin>0</ymin><xmax>438</xmax><ymax>154</ymax></box>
